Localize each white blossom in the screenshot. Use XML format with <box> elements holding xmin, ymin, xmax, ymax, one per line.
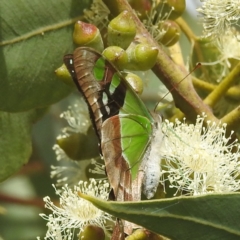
<box><xmin>143</xmin><ymin>0</ymin><xmax>170</xmax><ymax>42</ymax></box>
<box><xmin>197</xmin><ymin>0</ymin><xmax>240</xmax><ymax>44</ymax></box>
<box><xmin>51</xmin><ymin>144</ymin><xmax>85</xmax><ymax>187</ymax></box>
<box><xmin>215</xmin><ymin>28</ymin><xmax>240</xmax><ymax>62</ymax></box>
<box><xmin>51</xmin><ymin>100</ymin><xmax>97</xmax><ymax>187</ymax></box>
<box><xmin>197</xmin><ymin>1</ymin><xmax>240</xmax><ymax>81</ymax></box>
<box><xmin>60</xmin><ymin>100</ymin><xmax>90</xmax><ymax>136</ymax></box>
<box><xmin>161</xmin><ymin>114</ymin><xmax>240</xmax><ymax>196</ymax></box>
<box><xmin>199</xmin><ymin>27</ymin><xmax>240</xmax><ymax>81</ymax></box>
<box><xmin>40</xmin><ymin>179</ymin><xmax>113</xmax><ymax>240</ymax></box>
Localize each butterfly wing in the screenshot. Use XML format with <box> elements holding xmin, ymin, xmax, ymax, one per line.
<box><xmin>64</xmin><ymin>47</ymin><xmax>154</xmax><ymax>201</ymax></box>
<box><xmin>101</xmin><ymin>114</ymin><xmax>153</xmax><ymax>202</ymax></box>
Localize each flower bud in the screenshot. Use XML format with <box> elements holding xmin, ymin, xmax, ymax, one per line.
<box><xmin>126</xmin><ymin>43</ymin><xmax>158</xmax><ymax>71</ymax></box>
<box><xmin>155</xmin><ymin>0</ymin><xmax>186</xmax><ymax>21</ymax></box>
<box><xmin>73</xmin><ymin>21</ymin><xmax>104</xmax><ymax>51</ymax></box>
<box><xmin>123</xmin><ymin>72</ymin><xmax>144</xmax><ymax>95</ymax></box>
<box><xmin>108</xmin><ymin>11</ymin><xmax>136</xmax><ymax>49</ymax></box>
<box><xmin>126</xmin><ymin>229</ymin><xmax>164</xmax><ymax>240</ymax></box>
<box><xmin>160</xmin><ymin>20</ymin><xmax>181</xmax><ymax>47</ymax></box>
<box><xmin>57</xmin><ymin>127</ymin><xmax>99</xmax><ymax>161</ymax></box>
<box><xmin>128</xmin><ymin>0</ymin><xmax>152</xmax><ymax>19</ymax></box>
<box><xmin>79</xmin><ymin>225</ymin><xmax>105</xmax><ymax>240</ymax></box>
<box><xmin>126</xmin><ymin>228</ymin><xmax>148</xmax><ymax>240</ymax></box>
<box><xmin>102</xmin><ymin>46</ymin><xmax>128</xmax><ymax>70</ymax></box>
<box><xmin>55</xmin><ymin>64</ymin><xmax>75</xmax><ymax>87</ymax></box>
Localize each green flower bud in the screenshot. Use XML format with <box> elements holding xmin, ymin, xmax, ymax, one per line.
<box><xmin>126</xmin><ymin>228</ymin><xmax>148</xmax><ymax>240</ymax></box>
<box><xmin>126</xmin><ymin>43</ymin><xmax>158</xmax><ymax>71</ymax></box>
<box><xmin>168</xmin><ymin>0</ymin><xmax>186</xmax><ymax>19</ymax></box>
<box><xmin>102</xmin><ymin>46</ymin><xmax>128</xmax><ymax>70</ymax></box>
<box><xmin>55</xmin><ymin>64</ymin><xmax>75</xmax><ymax>87</ymax></box>
<box><xmin>155</xmin><ymin>0</ymin><xmax>186</xmax><ymax>21</ymax></box>
<box><xmin>128</xmin><ymin>0</ymin><xmax>152</xmax><ymax>19</ymax></box>
<box><xmin>123</xmin><ymin>72</ymin><xmax>144</xmax><ymax>95</ymax></box>
<box><xmin>73</xmin><ymin>21</ymin><xmax>104</xmax><ymax>52</ymax></box>
<box><xmin>57</xmin><ymin>127</ymin><xmax>99</xmax><ymax>161</ymax></box>
<box><xmin>108</xmin><ymin>11</ymin><xmax>136</xmax><ymax>49</ymax></box>
<box><xmin>126</xmin><ymin>229</ymin><xmax>164</xmax><ymax>240</ymax></box>
<box><xmin>160</xmin><ymin>20</ymin><xmax>181</xmax><ymax>47</ymax></box>
<box><xmin>79</xmin><ymin>225</ymin><xmax>105</xmax><ymax>240</ymax></box>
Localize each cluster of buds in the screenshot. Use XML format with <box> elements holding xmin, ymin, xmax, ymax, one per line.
<box><xmin>143</xmin><ymin>0</ymin><xmax>185</xmax><ymax>47</ymax></box>
<box><xmin>56</xmin><ymin>0</ymin><xmax>186</xmax><ymax>98</ymax></box>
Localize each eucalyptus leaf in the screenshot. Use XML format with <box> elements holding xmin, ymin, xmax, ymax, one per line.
<box><xmin>0</xmin><ymin>0</ymin><xmax>90</xmax><ymax>112</ymax></box>
<box><xmin>80</xmin><ymin>193</ymin><xmax>240</xmax><ymax>240</ymax></box>
<box><xmin>0</xmin><ymin>110</ymin><xmax>39</xmax><ymax>182</ymax></box>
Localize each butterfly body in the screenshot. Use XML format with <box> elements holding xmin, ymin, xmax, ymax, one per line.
<box><xmin>64</xmin><ymin>46</ymin><xmax>162</xmax><ymax>205</ymax></box>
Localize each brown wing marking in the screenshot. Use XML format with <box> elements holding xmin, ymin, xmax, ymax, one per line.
<box><xmin>101</xmin><ymin>115</ymin><xmax>145</xmax><ymax>235</ymax></box>
<box><xmin>72</xmin><ymin>47</ymin><xmax>127</xmax><ymax>142</ymax></box>
<box><xmin>101</xmin><ymin>115</ymin><xmax>133</xmax><ymax>201</ymax></box>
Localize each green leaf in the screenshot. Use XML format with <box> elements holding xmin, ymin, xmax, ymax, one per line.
<box><xmin>0</xmin><ymin>110</ymin><xmax>39</xmax><ymax>182</ymax></box>
<box><xmin>80</xmin><ymin>193</ymin><xmax>240</xmax><ymax>240</ymax></box>
<box><xmin>0</xmin><ymin>0</ymin><xmax>90</xmax><ymax>112</ymax></box>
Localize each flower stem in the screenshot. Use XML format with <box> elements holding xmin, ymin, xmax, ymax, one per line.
<box><xmin>0</xmin><ymin>193</ymin><xmax>45</xmax><ymax>208</ymax></box>
<box><xmin>204</xmin><ymin>62</ymin><xmax>240</xmax><ymax>107</ymax></box>
<box><xmin>175</xmin><ymin>17</ymin><xmax>197</xmax><ymax>42</ymax></box>
<box><xmin>193</xmin><ymin>77</ymin><xmax>240</xmax><ymax>101</ymax></box>
<box><xmin>176</xmin><ymin>18</ymin><xmax>210</xmax><ymax>80</ymax></box>
<box><xmin>221</xmin><ymin>106</ymin><xmax>240</xmax><ymax>131</ymax></box>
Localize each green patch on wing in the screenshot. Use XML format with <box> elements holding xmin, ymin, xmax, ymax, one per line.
<box><xmin>121</xmin><ymin>82</ymin><xmax>153</xmax><ymax>119</ymax></box>
<box><xmin>109</xmin><ymin>73</ymin><xmax>121</xmax><ymax>94</ymax></box>
<box><xmin>120</xmin><ymin>115</ymin><xmax>152</xmax><ymax>179</ymax></box>
<box><xmin>93</xmin><ymin>57</ymin><xmax>105</xmax><ymax>81</ymax></box>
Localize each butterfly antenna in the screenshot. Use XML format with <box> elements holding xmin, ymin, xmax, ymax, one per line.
<box><xmin>154</xmin><ymin>63</ymin><xmax>201</xmax><ymax>112</ymax></box>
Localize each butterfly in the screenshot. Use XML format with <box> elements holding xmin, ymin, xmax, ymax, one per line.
<box><xmin>64</xmin><ymin>46</ymin><xmax>163</xmax><ymax>234</ymax></box>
